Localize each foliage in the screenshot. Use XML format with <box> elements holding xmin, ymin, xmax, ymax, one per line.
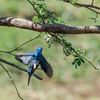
<box><xmin>30</xmin><ymin>0</ymin><xmax>87</xmax><ymax>69</ymax></box>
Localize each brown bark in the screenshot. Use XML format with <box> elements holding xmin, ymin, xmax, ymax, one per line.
<box><xmin>0</xmin><ymin>17</ymin><xmax>100</xmax><ymax>34</ymax></box>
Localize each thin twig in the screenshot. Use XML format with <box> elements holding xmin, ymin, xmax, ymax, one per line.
<box><xmin>74</xmin><ymin>52</ymin><xmax>100</xmax><ymax>71</ymax></box>
<box><xmin>0</xmin><ymin>31</ymin><xmax>41</xmax><ymax>58</ymax></box>
<box><xmin>9</xmin><ymin>32</ymin><xmax>42</xmax><ymax>53</ymax></box>
<box><xmin>0</xmin><ymin>50</ymin><xmax>15</xmax><ymax>56</ymax></box>
<box><xmin>89</xmin><ymin>13</ymin><xmax>98</xmax><ymax>22</ymax></box>
<box><xmin>63</xmin><ymin>0</ymin><xmax>100</xmax><ymax>19</ymax></box>
<box><xmin>64</xmin><ymin>0</ymin><xmax>100</xmax><ymax>10</ymax></box>
<box><xmin>27</xmin><ymin>0</ymin><xmax>45</xmax><ymax>23</ymax></box>
<box><xmin>91</xmin><ymin>0</ymin><xmax>94</xmax><ymax>5</ymax></box>
<box><xmin>86</xmin><ymin>7</ymin><xmax>100</xmax><ymax>14</ymax></box>
<box><xmin>0</xmin><ymin>63</ymin><xmax>24</xmax><ymax>100</ymax></box>
<box><xmin>89</xmin><ymin>56</ymin><xmax>96</xmax><ymax>62</ymax></box>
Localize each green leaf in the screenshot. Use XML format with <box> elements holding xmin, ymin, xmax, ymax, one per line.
<box><xmin>72</xmin><ymin>61</ymin><xmax>75</xmax><ymax>65</ymax></box>
<box><xmin>80</xmin><ymin>58</ymin><xmax>85</xmax><ymax>63</ymax></box>
<box><xmin>32</xmin><ymin>16</ymin><xmax>40</xmax><ymax>23</ymax></box>
<box><xmin>47</xmin><ymin>21</ymin><xmax>50</xmax><ymax>24</ymax></box>
<box><xmin>74</xmin><ymin>55</ymin><xmax>79</xmax><ymax>57</ymax></box>
<box><xmin>75</xmin><ymin>63</ymin><xmax>77</xmax><ymax>69</ymax></box>
<box><xmin>77</xmin><ymin>60</ymin><xmax>81</xmax><ymax>66</ymax></box>
<box><xmin>67</xmin><ymin>50</ymin><xmax>71</xmax><ymax>55</ymax></box>
<box><xmin>74</xmin><ymin>58</ymin><xmax>79</xmax><ymax>62</ymax></box>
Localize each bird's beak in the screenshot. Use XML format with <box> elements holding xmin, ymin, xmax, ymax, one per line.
<box><xmin>27</xmin><ymin>75</ymin><xmax>31</xmax><ymax>86</ymax></box>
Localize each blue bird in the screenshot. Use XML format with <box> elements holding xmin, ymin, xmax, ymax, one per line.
<box><xmin>15</xmin><ymin>47</ymin><xmax>53</xmax><ymax>85</ymax></box>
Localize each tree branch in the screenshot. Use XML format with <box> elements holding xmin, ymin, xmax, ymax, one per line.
<box><xmin>0</xmin><ymin>58</ymin><xmax>43</xmax><ymax>80</ymax></box>
<box><xmin>63</xmin><ymin>0</ymin><xmax>100</xmax><ymax>22</ymax></box>
<box><xmin>63</xmin><ymin>0</ymin><xmax>100</xmax><ymax>12</ymax></box>
<box><xmin>0</xmin><ymin>17</ymin><xmax>100</xmax><ymax>34</ymax></box>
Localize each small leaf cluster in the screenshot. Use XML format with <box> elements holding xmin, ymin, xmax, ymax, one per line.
<box><xmin>32</xmin><ymin>0</ymin><xmax>66</xmax><ymax>24</ymax></box>
<box><xmin>32</xmin><ymin>0</ymin><xmax>58</xmax><ymax>24</ymax></box>
<box><xmin>55</xmin><ymin>35</ymin><xmax>86</xmax><ymax>68</ymax></box>
<box><xmin>72</xmin><ymin>55</ymin><xmax>85</xmax><ymax>69</ymax></box>
<box><xmin>63</xmin><ymin>43</ymin><xmax>74</xmax><ymax>56</ymax></box>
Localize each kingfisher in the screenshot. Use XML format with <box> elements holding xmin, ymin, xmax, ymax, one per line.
<box><xmin>15</xmin><ymin>47</ymin><xmax>53</xmax><ymax>85</ymax></box>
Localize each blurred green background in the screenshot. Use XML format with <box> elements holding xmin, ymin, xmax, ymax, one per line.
<box><xmin>0</xmin><ymin>0</ymin><xmax>100</xmax><ymax>100</ymax></box>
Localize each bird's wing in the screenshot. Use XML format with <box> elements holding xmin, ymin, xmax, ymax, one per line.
<box><xmin>37</xmin><ymin>53</ymin><xmax>53</xmax><ymax>78</ymax></box>
<box><xmin>15</xmin><ymin>51</ymin><xmax>35</xmax><ymax>65</ymax></box>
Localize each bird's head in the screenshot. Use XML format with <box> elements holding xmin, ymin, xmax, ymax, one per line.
<box><xmin>36</xmin><ymin>46</ymin><xmax>43</xmax><ymax>53</ymax></box>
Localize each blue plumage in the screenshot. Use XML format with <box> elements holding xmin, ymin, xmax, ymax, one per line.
<box><xmin>15</xmin><ymin>47</ymin><xmax>53</xmax><ymax>85</ymax></box>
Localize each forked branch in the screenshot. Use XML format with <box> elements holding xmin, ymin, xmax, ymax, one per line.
<box><xmin>63</xmin><ymin>0</ymin><xmax>100</xmax><ymax>21</ymax></box>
